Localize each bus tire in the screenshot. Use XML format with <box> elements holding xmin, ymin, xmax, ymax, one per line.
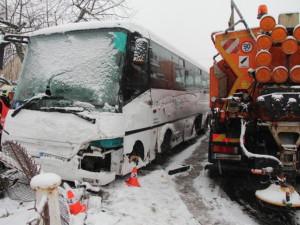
<box><xmin>195</xmin><ymin>115</ymin><xmax>204</xmax><ymax>135</ymax></box>
<box><xmin>154</xmin><ymin>130</ymin><xmax>172</xmax><ymax>164</ymax></box>
<box><xmin>161</xmin><ymin>130</ymin><xmax>172</xmax><ymax>155</ymax></box>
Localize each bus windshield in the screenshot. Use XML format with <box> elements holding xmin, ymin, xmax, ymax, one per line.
<box><xmin>14</xmin><ymin>29</ymin><xmax>128</xmax><ymax>112</ymax></box>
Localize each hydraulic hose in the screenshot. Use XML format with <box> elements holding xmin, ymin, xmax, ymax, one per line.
<box><xmin>239</xmin><ymin>119</ymin><xmax>282</xmax><ymax>166</ymax></box>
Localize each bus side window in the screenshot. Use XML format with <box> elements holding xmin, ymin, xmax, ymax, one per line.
<box><xmin>195</xmin><ymin>68</ymin><xmax>203</xmax><ymax>92</ymax></box>
<box><xmin>202</xmin><ymin>71</ymin><xmax>210</xmax><ymax>93</ymax></box>
<box><xmin>185</xmin><ymin>61</ymin><xmax>195</xmax><ymax>92</ymax></box>
<box><xmin>149</xmin><ymin>41</ymin><xmax>173</xmax><ymax>89</ymax></box>
<box><xmin>174</xmin><ymin>58</ymin><xmax>185</xmax><ymax>90</ymax></box>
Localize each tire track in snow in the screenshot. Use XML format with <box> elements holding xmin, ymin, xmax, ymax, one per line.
<box><xmin>172</xmin><ymin>132</ymin><xmax>214</xmax><ymax>224</ymax></box>
<box><xmin>171</xmin><ymin>132</ymin><xmax>300</xmax><ymax>225</ymax></box>
<box><xmin>172</xmin><ymin>132</ymin><xmax>256</xmax><ymax>225</ymax></box>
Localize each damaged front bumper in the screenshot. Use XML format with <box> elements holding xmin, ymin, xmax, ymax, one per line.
<box><xmin>36</xmin><ymin>155</ymin><xmax>116</xmax><ymax>186</ymax></box>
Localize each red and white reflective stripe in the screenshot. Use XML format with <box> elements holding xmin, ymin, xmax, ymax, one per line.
<box><xmin>0</xmin><ymin>118</ymin><xmax>5</xmax><ymax>127</ymax></box>
<box><xmin>220</xmin><ymin>38</ymin><xmax>240</xmax><ymax>54</ymax></box>
<box><xmin>67</xmin><ymin>196</ymin><xmax>77</xmax><ymax>205</ymax></box>
<box><xmin>212</xmin><ymin>134</ymin><xmax>243</xmax><ymax>143</ymax></box>
<box><xmin>131</xmin><ymin>172</ymin><xmax>137</xmax><ymax>178</ymax></box>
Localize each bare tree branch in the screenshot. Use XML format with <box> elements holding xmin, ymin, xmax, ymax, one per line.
<box><xmin>0</xmin><ymin>0</ymin><xmax>133</xmax><ymax>68</ymax></box>
<box><xmin>0</xmin><ymin>19</ymin><xmax>20</xmax><ymax>31</ymax></box>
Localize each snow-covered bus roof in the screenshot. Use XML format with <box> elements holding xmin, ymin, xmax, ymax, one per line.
<box><xmin>31</xmin><ymin>21</ymin><xmax>150</xmax><ymax>38</ymax></box>
<box><xmin>30</xmin><ymin>21</ymin><xmax>208</xmax><ymax>72</ymax></box>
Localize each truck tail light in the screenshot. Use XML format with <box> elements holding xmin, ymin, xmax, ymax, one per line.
<box><xmin>212</xmin><ymin>145</ymin><xmax>238</xmax><ymax>154</ymax></box>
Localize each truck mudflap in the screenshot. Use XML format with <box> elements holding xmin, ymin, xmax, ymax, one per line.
<box><xmin>37</xmin><ymin>155</ymin><xmax>116</xmax><ymax>186</ymax></box>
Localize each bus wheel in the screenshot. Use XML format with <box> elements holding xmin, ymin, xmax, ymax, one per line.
<box><xmin>195</xmin><ymin>116</ymin><xmax>203</xmax><ymax>135</ymax></box>
<box><xmin>129</xmin><ymin>141</ymin><xmax>144</xmax><ymax>165</ymax></box>
<box><xmin>154</xmin><ymin>130</ymin><xmax>172</xmax><ymax>164</ymax></box>
<box><xmin>161</xmin><ymin>130</ymin><xmax>172</xmax><ymax>155</ymax></box>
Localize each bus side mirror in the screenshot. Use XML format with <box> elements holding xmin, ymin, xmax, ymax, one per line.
<box><xmin>133</xmin><ymin>38</ymin><xmax>148</xmax><ymax>65</ymax></box>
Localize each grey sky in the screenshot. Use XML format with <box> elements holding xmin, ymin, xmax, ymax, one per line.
<box><xmin>129</xmin><ymin>0</ymin><xmax>300</xmax><ymax>70</ymax></box>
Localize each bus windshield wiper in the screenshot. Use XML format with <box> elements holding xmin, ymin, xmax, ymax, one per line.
<box><xmin>39</xmin><ymin>107</ymin><xmax>96</xmax><ymax>124</ymax></box>
<box><xmin>11</xmin><ymin>94</ymin><xmax>51</xmax><ymax>117</ymax></box>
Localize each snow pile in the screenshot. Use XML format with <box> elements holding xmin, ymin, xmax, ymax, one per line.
<box><xmin>30</xmin><ymin>172</ymin><xmax>61</xmax><ymax>189</ymax></box>
<box><xmin>0</xmin><ymin>166</ymin><xmax>199</xmax><ymax>225</ymax></box>
<box><xmin>0</xmin><ymin>198</ymin><xmax>34</xmax><ymax>224</ymax></box>
<box><xmin>288</xmin><ymin>98</ymin><xmax>297</xmax><ymax>104</ymax></box>
<box><xmin>3</xmin><ymin>135</ymin><xmax>298</xmax><ymax>225</ymax></box>
<box><xmin>0</xmin><ymin>135</ymin><xmax>249</xmax><ymax>225</ymax></box>
<box><xmin>85</xmin><ymin>170</ymin><xmax>198</xmax><ymax>225</ymax></box>
<box><xmin>194</xmin><ymin>170</ymin><xmax>255</xmax><ymax>225</ymax></box>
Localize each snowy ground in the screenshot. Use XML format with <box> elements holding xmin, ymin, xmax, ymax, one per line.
<box><xmin>0</xmin><ymin>133</ymin><xmax>299</xmax><ymax>225</ymax></box>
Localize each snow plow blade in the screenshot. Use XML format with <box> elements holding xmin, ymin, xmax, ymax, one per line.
<box><xmin>255</xmin><ymin>184</ymin><xmax>300</xmax><ymax>211</ymax></box>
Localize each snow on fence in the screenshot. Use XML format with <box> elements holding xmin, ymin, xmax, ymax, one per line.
<box><xmin>0</xmin><ymin>141</ymin><xmax>70</xmax><ymax>224</ymax></box>
<box><xmin>0</xmin><ymin>141</ymin><xmax>40</xmax><ymax>202</ymax></box>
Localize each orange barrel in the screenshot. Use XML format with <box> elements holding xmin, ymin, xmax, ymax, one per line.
<box><xmin>256</xmin><ymin>67</ymin><xmax>272</xmax><ymax>83</ymax></box>
<box><xmin>281</xmin><ymin>37</ymin><xmax>298</xmax><ymax>54</ymax></box>
<box><xmin>257</xmin><ymin>34</ymin><xmax>273</xmax><ymax>50</ymax></box>
<box><xmin>290</xmin><ymin>65</ymin><xmax>300</xmax><ymax>83</ymax></box>
<box><xmin>270</xmin><ymin>25</ymin><xmax>287</xmax><ymax>43</ymax></box>
<box><xmin>272</xmin><ymin>66</ymin><xmax>288</xmax><ymax>83</ymax></box>
<box><xmin>293</xmin><ymin>24</ymin><xmax>300</xmax><ymax>41</ymax></box>
<box><xmin>260</xmin><ymin>14</ymin><xmax>276</xmax><ymax>32</ymax></box>
<box><xmin>256</xmin><ymin>50</ymin><xmax>272</xmax><ymax>66</ymax></box>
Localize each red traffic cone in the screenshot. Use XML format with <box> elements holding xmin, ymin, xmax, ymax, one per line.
<box><xmin>67</xmin><ymin>190</ymin><xmax>87</xmax><ymax>215</ymax></box>
<box><xmin>125</xmin><ymin>167</ymin><xmax>141</xmax><ymax>187</ymax></box>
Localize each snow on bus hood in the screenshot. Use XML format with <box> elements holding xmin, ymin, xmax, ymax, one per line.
<box><xmin>3</xmin><ymin>109</ymin><xmax>125</xmax><ymax>145</ymax></box>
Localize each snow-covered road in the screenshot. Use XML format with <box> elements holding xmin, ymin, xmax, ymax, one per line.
<box><xmin>1</xmin><ymin>132</ymin><xmax>300</xmax><ymax>225</ymax></box>
<box><xmin>172</xmin><ymin>133</ymin><xmax>255</xmax><ymax>225</ymax></box>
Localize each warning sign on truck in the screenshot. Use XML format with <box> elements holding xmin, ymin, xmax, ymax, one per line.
<box><xmin>241</xmin><ymin>41</ymin><xmax>253</xmax><ymax>53</ymax></box>
<box><xmin>239</xmin><ymin>56</ymin><xmax>249</xmax><ymax>68</ymax></box>
<box><xmin>220</xmin><ymin>38</ymin><xmax>240</xmax><ymax>54</ymax></box>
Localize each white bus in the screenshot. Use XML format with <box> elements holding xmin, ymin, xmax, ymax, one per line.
<box><xmin>1</xmin><ymin>22</ymin><xmax>209</xmax><ymax>185</ymax></box>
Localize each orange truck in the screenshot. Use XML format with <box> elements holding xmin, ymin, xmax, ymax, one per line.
<box><xmin>207</xmin><ymin>0</ymin><xmax>300</xmax><ymax>209</ymax></box>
